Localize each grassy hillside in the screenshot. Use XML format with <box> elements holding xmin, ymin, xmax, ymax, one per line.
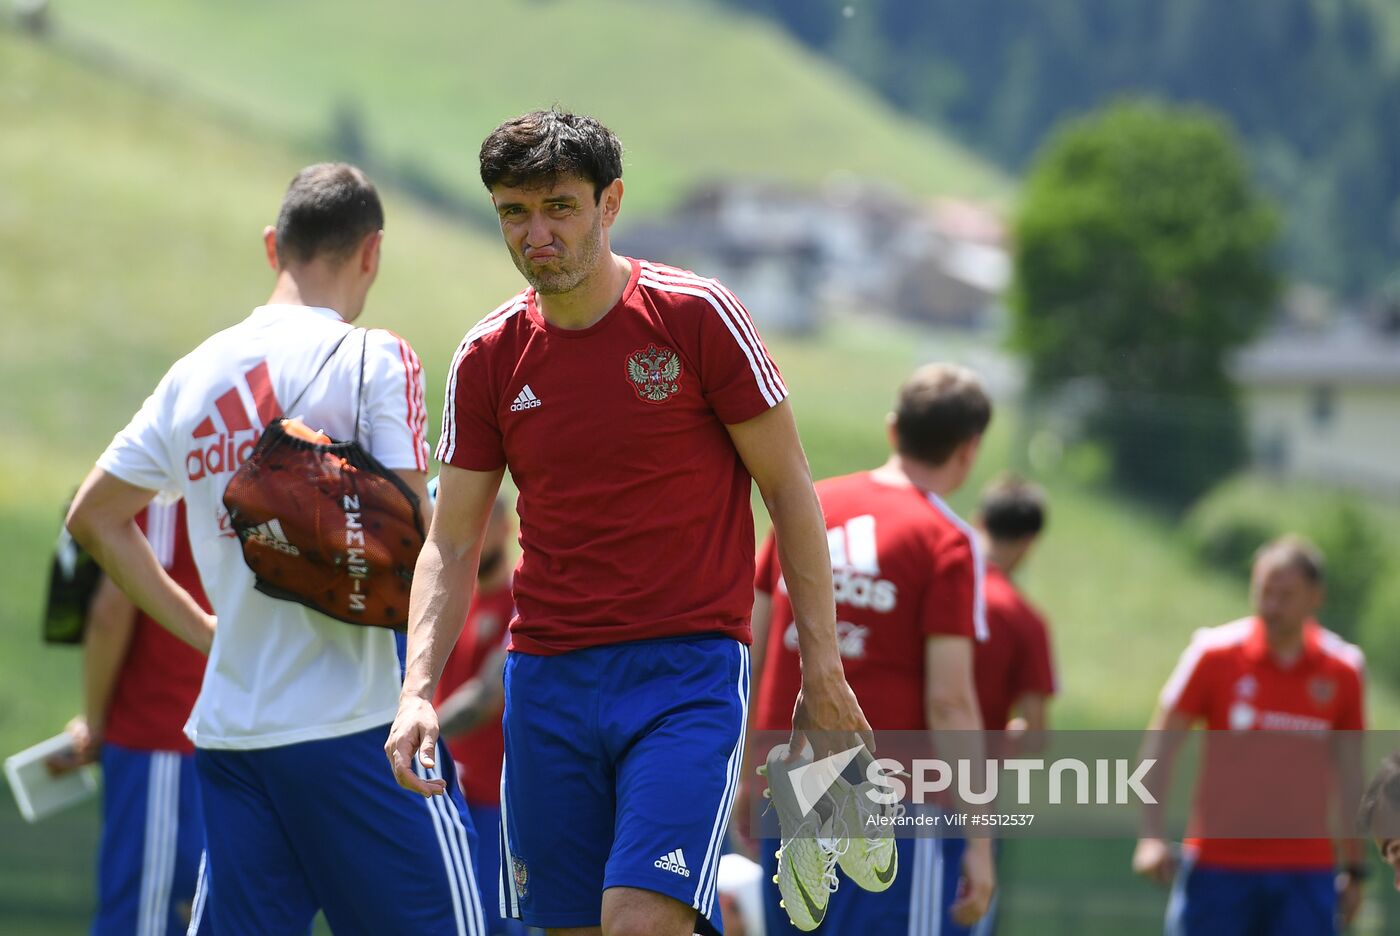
<box><xmin>0</xmin><ymin>24</ymin><xmax>523</xmax><ymax>761</ymax></box>
<box><xmin>45</xmin><ymin>0</ymin><xmax>1006</xmax><ymax>220</ymax></box>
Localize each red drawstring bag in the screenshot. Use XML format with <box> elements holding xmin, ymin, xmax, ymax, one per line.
<box><xmin>222</xmin><ymin>331</ymin><xmax>425</xmax><ymax>629</ymax></box>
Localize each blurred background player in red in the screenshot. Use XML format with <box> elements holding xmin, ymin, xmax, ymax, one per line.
<box><xmin>746</xmin><ymin>362</ymin><xmax>996</xmax><ymax>934</ymax></box>
<box><xmin>958</xmin><ymin>475</ymin><xmax>1057</xmax><ymax>935</ymax></box>
<box><xmin>48</xmin><ymin>498</ymin><xmax>211</xmax><ymax>936</ymax></box>
<box><xmin>973</xmin><ymin>475</ymin><xmax>1057</xmax><ymax>742</ymax></box>
<box><xmin>434</xmin><ymin>494</ymin><xmax>523</xmax><ymax>936</ymax></box>
<box><xmin>1133</xmin><ymin>535</ymin><xmax>1367</xmax><ymax>935</ymax></box>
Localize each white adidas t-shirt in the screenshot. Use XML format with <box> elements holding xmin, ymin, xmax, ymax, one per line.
<box><xmin>98</xmin><ymin>305</ymin><xmax>430</xmax><ymax>750</ymax></box>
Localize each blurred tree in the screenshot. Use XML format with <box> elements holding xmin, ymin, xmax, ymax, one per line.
<box><xmin>330</xmin><ymin>101</ymin><xmax>370</xmax><ymax>164</ymax></box>
<box><xmin>722</xmin><ymin>0</ymin><xmax>1400</xmax><ymax>296</ymax></box>
<box><xmin>1360</xmin><ymin>566</ymin><xmax>1400</xmax><ymax>687</ymax></box>
<box><xmin>1309</xmin><ymin>499</ymin><xmax>1386</xmax><ymax>641</ymax></box>
<box><xmin>1010</xmin><ymin>100</ymin><xmax>1279</xmax><ymax>506</ymax></box>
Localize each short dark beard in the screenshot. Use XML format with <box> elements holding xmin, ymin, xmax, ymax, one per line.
<box><xmin>510</xmin><ymin>210</ymin><xmax>604</xmax><ymax>295</ymax></box>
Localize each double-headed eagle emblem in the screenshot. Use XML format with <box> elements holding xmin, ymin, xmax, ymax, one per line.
<box><xmin>626</xmin><ymin>344</ymin><xmax>683</xmax><ymax>403</ymax></box>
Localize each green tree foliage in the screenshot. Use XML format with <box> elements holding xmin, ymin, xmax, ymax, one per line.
<box><xmin>726</xmin><ymin>0</ymin><xmax>1400</xmax><ymax>295</ymax></box>
<box><xmin>1360</xmin><ymin>570</ymin><xmax>1400</xmax><ymax>687</ymax></box>
<box><xmin>1011</xmin><ymin>101</ymin><xmax>1278</xmax><ymax>505</ymax></box>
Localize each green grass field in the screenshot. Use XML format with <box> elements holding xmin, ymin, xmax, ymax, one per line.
<box><xmin>5</xmin><ymin>16</ymin><xmax>1400</xmax><ymax>935</ymax></box>
<box><xmin>44</xmin><ymin>0</ymin><xmax>1006</xmax><ymax>220</ymax></box>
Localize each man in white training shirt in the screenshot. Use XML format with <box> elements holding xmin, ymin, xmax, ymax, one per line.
<box><xmin>67</xmin><ymin>164</ymin><xmax>485</xmax><ymax>936</ymax></box>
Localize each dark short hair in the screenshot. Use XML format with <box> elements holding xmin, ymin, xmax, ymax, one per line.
<box><xmin>1254</xmin><ymin>534</ymin><xmax>1326</xmax><ymax>585</ymax></box>
<box><xmin>1358</xmin><ymin>752</ymin><xmax>1400</xmax><ymax>836</ymax></box>
<box><xmin>980</xmin><ymin>475</ymin><xmax>1047</xmax><ymax>541</ymax></box>
<box><xmin>479</xmin><ymin>109</ymin><xmax>623</xmax><ymax>201</ymax></box>
<box><xmin>893</xmin><ymin>364</ymin><xmax>992</xmax><ymax>466</ymax></box>
<box><xmin>275</xmin><ymin>163</ymin><xmax>383</xmax><ymax>266</ymax></box>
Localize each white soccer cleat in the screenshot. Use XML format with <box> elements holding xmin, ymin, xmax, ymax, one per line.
<box><xmin>762</xmin><ymin>744</ymin><xmax>845</xmax><ymax>931</ymax></box>
<box><xmin>827</xmin><ymin>746</ymin><xmax>900</xmax><ymax>892</ymax></box>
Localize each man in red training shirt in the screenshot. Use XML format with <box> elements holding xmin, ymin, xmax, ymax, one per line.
<box><xmin>51</xmin><ymin>499</ymin><xmax>210</xmax><ymax>935</ymax></box>
<box><xmin>972</xmin><ymin>475</ymin><xmax>1056</xmax><ymax>738</ymax></box>
<box><xmin>1134</xmin><ymin>535</ymin><xmax>1367</xmax><ymax>934</ymax></box>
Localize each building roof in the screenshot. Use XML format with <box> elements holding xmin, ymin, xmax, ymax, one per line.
<box><xmin>1234</xmin><ymin>327</ymin><xmax>1400</xmax><ymax>385</ymax></box>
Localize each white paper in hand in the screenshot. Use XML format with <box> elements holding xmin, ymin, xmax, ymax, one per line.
<box><xmin>4</xmin><ymin>733</ymin><xmax>99</xmax><ymax>823</ymax></box>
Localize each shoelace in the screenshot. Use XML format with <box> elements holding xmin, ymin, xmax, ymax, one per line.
<box><xmin>798</xmin><ymin>812</ymin><xmax>847</xmax><ymax>893</ymax></box>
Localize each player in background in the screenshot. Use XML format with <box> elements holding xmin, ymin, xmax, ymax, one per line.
<box><xmin>434</xmin><ymin>495</ymin><xmax>523</xmax><ymax>936</ymax></box>
<box><xmin>746</xmin><ymin>363</ymin><xmax>997</xmax><ymax>934</ymax></box>
<box><xmin>387</xmin><ymin>109</ymin><xmax>871</xmax><ymax>936</ymax></box>
<box><xmin>47</xmin><ymin>499</ymin><xmax>210</xmax><ymax>935</ymax></box>
<box><xmin>67</xmin><ymin>164</ymin><xmax>487</xmax><ymax>935</ymax></box>
<box><xmin>930</xmin><ymin>476</ymin><xmax>1057</xmax><ymax>936</ymax></box>
<box><xmin>1133</xmin><ymin>536</ymin><xmax>1367</xmax><ymax>935</ymax></box>
<box><xmin>973</xmin><ymin>475</ymin><xmax>1056</xmax><ymax>741</ymax></box>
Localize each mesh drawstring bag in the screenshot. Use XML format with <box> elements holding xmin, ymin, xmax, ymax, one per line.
<box><xmin>222</xmin><ymin>330</ymin><xmax>425</xmax><ymax>629</ymax></box>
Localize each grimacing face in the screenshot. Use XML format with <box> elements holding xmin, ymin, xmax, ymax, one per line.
<box><xmin>491</xmin><ymin>176</ymin><xmax>607</xmax><ymax>296</ymax></box>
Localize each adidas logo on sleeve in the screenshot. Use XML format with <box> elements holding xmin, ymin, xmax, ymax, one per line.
<box><xmin>510</xmin><ymin>384</ymin><xmax>542</xmax><ymax>412</ymax></box>
<box><xmin>653</xmin><ymin>849</ymin><xmax>692</xmax><ymax>878</ymax></box>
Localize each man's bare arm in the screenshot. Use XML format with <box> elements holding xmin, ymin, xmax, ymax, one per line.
<box><xmin>747</xmin><ymin>587</ymin><xmax>773</xmax><ymax>731</ymax></box>
<box><xmin>82</xmin><ymin>577</ymin><xmax>138</xmax><ymax>748</ymax></box>
<box><xmin>726</xmin><ymin>402</ymin><xmax>871</xmax><ymax>754</ymax></box>
<box><xmin>1012</xmin><ymin>694</ymin><xmax>1049</xmax><ymax>735</ymax></box>
<box><xmin>47</xmin><ymin>577</ymin><xmax>138</xmax><ymax>774</ymax></box>
<box><xmin>387</xmin><ymin>463</ymin><xmax>504</xmax><ymax>796</ymax></box>
<box><xmin>1133</xmin><ymin>705</ymin><xmax>1194</xmax><ymax>885</ymax></box>
<box><xmin>925</xmin><ymin>635</ymin><xmax>995</xmax><ymax>925</ymax></box>
<box><xmin>437</xmin><ymin>644</ymin><xmax>508</xmax><ymax>738</ymax></box>
<box><xmin>66</xmin><ymin>470</ymin><xmax>213</xmax><ymax>653</ymax></box>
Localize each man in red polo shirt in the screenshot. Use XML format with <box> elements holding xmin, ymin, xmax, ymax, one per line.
<box><xmin>973</xmin><ymin>475</ymin><xmax>1056</xmax><ymax>738</ymax></box>
<box><xmin>747</xmin><ymin>363</ymin><xmax>996</xmax><ymax>934</ymax></box>
<box><xmin>435</xmin><ymin>495</ymin><xmax>521</xmax><ymax>936</ymax></box>
<box><xmin>50</xmin><ymin>499</ymin><xmax>210</xmax><ymax>935</ymax></box>
<box><xmin>1133</xmin><ymin>535</ymin><xmax>1367</xmax><ymax>935</ymax></box>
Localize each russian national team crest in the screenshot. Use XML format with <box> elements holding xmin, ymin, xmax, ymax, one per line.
<box><xmin>512</xmin><ymin>857</ymin><xmax>530</xmax><ymax>898</ymax></box>
<box><xmin>1308</xmin><ymin>676</ymin><xmax>1336</xmax><ymax>706</ymax></box>
<box><xmin>626</xmin><ymin>344</ymin><xmax>682</xmax><ymax>403</ymax></box>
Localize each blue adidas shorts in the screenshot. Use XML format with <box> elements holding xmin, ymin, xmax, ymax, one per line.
<box><xmin>95</xmin><ymin>743</ymin><xmax>204</xmax><ymax>936</ymax></box>
<box><xmin>759</xmin><ymin>825</ymin><xmax>998</xmax><ymax>935</ymax></box>
<box><xmin>465</xmin><ymin>802</ymin><xmax>526</xmax><ymax>936</ymax></box>
<box><xmin>1166</xmin><ymin>856</ymin><xmax>1336</xmax><ymax>936</ymax></box>
<box><xmin>189</xmin><ymin>724</ymin><xmax>485</xmax><ymax>936</ymax></box>
<box><xmin>499</xmin><ymin>634</ymin><xmax>749</xmax><ymax>933</ymax></box>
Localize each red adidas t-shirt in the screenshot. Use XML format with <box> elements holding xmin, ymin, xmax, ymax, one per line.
<box><xmin>975</xmin><ymin>563</ymin><xmax>1056</xmax><ymax>730</ymax></box>
<box><xmin>1161</xmin><ymin>616</ymin><xmax>1365</xmax><ymax>870</ymax></box>
<box><xmin>751</xmin><ymin>472</ymin><xmax>985</xmax><ymax>732</ymax></box>
<box><xmin>436</xmin><ymin>582</ymin><xmax>514</xmax><ymax>807</ymax></box>
<box><xmin>438</xmin><ymin>259</ymin><xmax>786</xmax><ymax>654</ymax></box>
<box><xmin>104</xmin><ymin>500</ymin><xmax>211</xmax><ymax>754</ymax></box>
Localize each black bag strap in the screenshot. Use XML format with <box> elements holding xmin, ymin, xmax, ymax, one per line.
<box><xmin>285</xmin><ymin>328</ymin><xmax>357</xmax><ymax>418</ymax></box>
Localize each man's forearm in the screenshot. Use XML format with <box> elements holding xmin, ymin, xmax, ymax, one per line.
<box><xmin>438</xmin><ymin>646</ymin><xmax>507</xmax><ymax>737</ymax></box>
<box><xmin>82</xmin><ymin>578</ymin><xmax>138</xmax><ymax>736</ymax></box>
<box><xmin>763</xmin><ymin>483</ymin><xmax>840</xmax><ymax>677</ymax></box>
<box><xmin>401</xmin><ymin>535</ymin><xmax>478</xmax><ymax>702</ymax></box>
<box><xmin>438</xmin><ymin>679</ymin><xmax>496</xmax><ymax>737</ymax></box>
<box><xmin>1138</xmin><ymin>708</ymin><xmax>1189</xmax><ymax>840</ymax></box>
